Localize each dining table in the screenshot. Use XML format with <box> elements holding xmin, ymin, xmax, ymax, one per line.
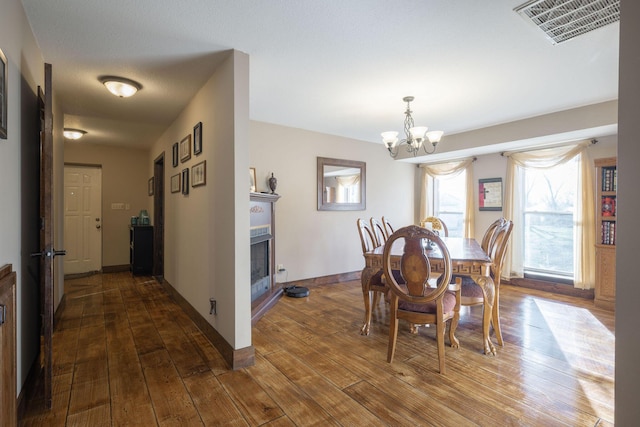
<box><xmin>361</xmin><ymin>236</ymin><xmax>498</xmax><ymax>355</ymax></box>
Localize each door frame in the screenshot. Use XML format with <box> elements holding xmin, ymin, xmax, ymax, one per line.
<box><xmin>153</xmin><ymin>153</ymin><xmax>165</xmax><ymax>279</ymax></box>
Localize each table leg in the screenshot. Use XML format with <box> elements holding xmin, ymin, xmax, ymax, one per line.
<box><xmin>470</xmin><ymin>274</ymin><xmax>496</xmax><ymax>355</ymax></box>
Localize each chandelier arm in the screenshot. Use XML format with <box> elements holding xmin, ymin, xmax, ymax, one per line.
<box><xmin>421</xmin><ymin>141</ymin><xmax>437</xmax><ymax>155</ymax></box>
<box><xmin>387</xmin><ymin>145</ymin><xmax>399</xmax><ymax>158</ymax></box>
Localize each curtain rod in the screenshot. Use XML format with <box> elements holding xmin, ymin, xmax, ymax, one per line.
<box><xmin>417</xmin><ymin>156</ymin><xmax>477</xmax><ymax>168</ymax></box>
<box><xmin>500</xmin><ymin>138</ymin><xmax>597</xmax><ymax>157</ymax></box>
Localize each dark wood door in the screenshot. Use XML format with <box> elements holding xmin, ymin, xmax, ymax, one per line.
<box><xmin>153</xmin><ymin>154</ymin><xmax>164</xmax><ymax>278</ymax></box>
<box><xmin>35</xmin><ymin>63</ymin><xmax>58</xmax><ymax>408</ymax></box>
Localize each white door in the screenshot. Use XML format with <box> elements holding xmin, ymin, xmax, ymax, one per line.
<box><xmin>64</xmin><ymin>166</ymin><xmax>102</xmax><ymax>274</ymax></box>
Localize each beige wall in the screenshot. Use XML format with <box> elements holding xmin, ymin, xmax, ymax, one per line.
<box><xmin>250</xmin><ymin>121</ymin><xmax>416</xmax><ymax>281</ymax></box>
<box><xmin>65</xmin><ymin>143</ymin><xmax>151</xmax><ymax>267</ymax></box>
<box><xmin>616</xmin><ymin>0</ymin><xmax>640</xmax><ymax>422</ymax></box>
<box><xmin>150</xmin><ymin>50</ymin><xmax>252</xmax><ymax>349</ymax></box>
<box><xmin>0</xmin><ymin>0</ymin><xmax>64</xmax><ymax>396</ymax></box>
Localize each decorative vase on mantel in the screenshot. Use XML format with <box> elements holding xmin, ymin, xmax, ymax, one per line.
<box><xmin>268</xmin><ymin>173</ymin><xmax>278</xmax><ymax>195</ymax></box>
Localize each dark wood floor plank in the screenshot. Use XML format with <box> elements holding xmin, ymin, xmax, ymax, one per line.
<box><xmin>182</xmin><ymin>370</ymin><xmax>249</xmax><ymax>427</ymax></box>
<box><xmin>217</xmin><ymin>369</ymin><xmax>284</xmax><ymax>425</ymax></box>
<box><xmin>247</xmin><ymin>353</ymin><xmax>341</xmax><ymax>426</ymax></box>
<box><xmin>65</xmin><ymin>404</ymin><xmax>110</xmax><ymax>427</ymax></box>
<box><xmin>264</xmin><ymin>350</ymin><xmax>387</xmax><ymax>426</ymax></box>
<box><xmin>139</xmin><ymin>349</ymin><xmax>202</xmax><ymax>426</ymax></box>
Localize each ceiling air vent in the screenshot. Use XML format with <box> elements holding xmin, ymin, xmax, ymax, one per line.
<box><xmin>515</xmin><ymin>0</ymin><xmax>620</xmax><ymax>44</ymax></box>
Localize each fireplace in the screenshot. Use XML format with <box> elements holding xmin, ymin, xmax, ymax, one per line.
<box><xmin>249</xmin><ymin>193</ymin><xmax>281</xmax><ymax>324</ymax></box>
<box><xmin>251</xmin><ymin>240</ymin><xmax>270</xmax><ymax>302</ymax></box>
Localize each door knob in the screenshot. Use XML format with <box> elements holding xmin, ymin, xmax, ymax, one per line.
<box><xmin>30</xmin><ymin>249</ymin><xmax>66</xmax><ymax>258</ymax></box>
<box><xmin>96</xmin><ymin>225</ymin><xmax>101</xmax><ymax>229</ymax></box>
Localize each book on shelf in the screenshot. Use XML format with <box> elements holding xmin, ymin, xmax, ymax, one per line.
<box><xmin>601</xmin><ymin>221</ymin><xmax>616</xmax><ymax>245</ymax></box>
<box><xmin>601</xmin><ymin>166</ymin><xmax>617</xmax><ymax>192</ymax></box>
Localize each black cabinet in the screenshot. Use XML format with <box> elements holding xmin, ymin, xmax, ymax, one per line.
<box><xmin>129</xmin><ymin>226</ymin><xmax>153</xmax><ymax>275</ymax></box>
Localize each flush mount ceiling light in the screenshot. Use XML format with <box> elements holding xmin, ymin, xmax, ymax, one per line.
<box><xmin>99</xmin><ymin>76</ymin><xmax>142</xmax><ymax>98</ymax></box>
<box><xmin>515</xmin><ymin>0</ymin><xmax>620</xmax><ymax>44</ymax></box>
<box><xmin>63</xmin><ymin>128</ymin><xmax>87</xmax><ymax>140</ymax></box>
<box><xmin>381</xmin><ymin>96</ymin><xmax>444</xmax><ymax>158</ymax></box>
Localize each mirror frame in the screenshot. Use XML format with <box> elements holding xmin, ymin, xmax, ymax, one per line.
<box><xmin>317</xmin><ymin>157</ymin><xmax>366</xmax><ymax>211</ymax></box>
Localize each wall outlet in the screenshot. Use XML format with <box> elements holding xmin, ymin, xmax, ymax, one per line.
<box><xmin>277</xmin><ymin>264</ymin><xmax>285</xmax><ymax>272</ymax></box>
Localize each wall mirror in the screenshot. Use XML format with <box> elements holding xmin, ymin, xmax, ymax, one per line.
<box><xmin>317</xmin><ymin>157</ymin><xmax>366</xmax><ymax>211</ymax></box>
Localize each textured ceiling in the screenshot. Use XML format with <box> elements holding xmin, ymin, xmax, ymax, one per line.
<box><xmin>20</xmin><ymin>0</ymin><xmax>619</xmax><ymax>155</ymax></box>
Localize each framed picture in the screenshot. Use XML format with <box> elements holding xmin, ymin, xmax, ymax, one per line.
<box><xmin>250</xmin><ymin>167</ymin><xmax>257</xmax><ymax>192</ymax></box>
<box><xmin>479</xmin><ymin>178</ymin><xmax>503</xmax><ymax>211</ymax></box>
<box><xmin>172</xmin><ymin>142</ymin><xmax>179</xmax><ymax>167</ymax></box>
<box><xmin>193</xmin><ymin>121</ymin><xmax>202</xmax><ymax>155</ymax></box>
<box><xmin>180</xmin><ymin>134</ymin><xmax>191</xmax><ymax>163</ymax></box>
<box><xmin>148</xmin><ymin>177</ymin><xmax>155</xmax><ymax>196</ymax></box>
<box><xmin>0</xmin><ymin>48</ymin><xmax>7</xmax><ymax>139</ymax></box>
<box><xmin>181</xmin><ymin>168</ymin><xmax>189</xmax><ymax>195</ymax></box>
<box><xmin>170</xmin><ymin>173</ymin><xmax>181</xmax><ymax>193</ymax></box>
<box><xmin>192</xmin><ymin>160</ymin><xmax>206</xmax><ymax>187</ymax></box>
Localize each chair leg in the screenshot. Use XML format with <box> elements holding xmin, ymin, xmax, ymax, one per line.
<box><xmin>492</xmin><ymin>285</ymin><xmax>503</xmax><ymax>346</ymax></box>
<box><xmin>436</xmin><ymin>319</ymin><xmax>446</xmax><ymax>374</ymax></box>
<box><xmin>449</xmin><ymin>316</ymin><xmax>460</xmax><ymax>349</ymax></box>
<box><xmin>360</xmin><ymin>290</ymin><xmax>372</xmax><ymax>335</ymax></box>
<box><xmin>387</xmin><ymin>301</ymin><xmax>399</xmax><ymax>363</ymax></box>
<box><xmin>372</xmin><ymin>291</ymin><xmax>381</xmax><ymax>307</ymax></box>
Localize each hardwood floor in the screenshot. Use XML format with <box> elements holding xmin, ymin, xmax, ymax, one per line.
<box><xmin>20</xmin><ymin>272</ymin><xmax>614</xmax><ymax>426</ymax></box>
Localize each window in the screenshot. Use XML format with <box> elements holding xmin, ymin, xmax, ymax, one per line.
<box><xmin>433</xmin><ymin>171</ymin><xmax>466</xmax><ymax>237</ymax></box>
<box><xmin>521</xmin><ymin>156</ymin><xmax>578</xmax><ymax>280</ymax></box>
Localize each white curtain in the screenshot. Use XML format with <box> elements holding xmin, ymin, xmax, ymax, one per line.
<box><xmin>419</xmin><ymin>158</ymin><xmax>475</xmax><ymax>238</ymax></box>
<box><xmin>335</xmin><ymin>174</ymin><xmax>360</xmax><ymax>203</ymax></box>
<box><xmin>503</xmin><ymin>141</ymin><xmax>595</xmax><ymax>289</ymax></box>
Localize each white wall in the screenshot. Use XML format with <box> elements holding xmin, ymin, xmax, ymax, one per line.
<box><xmin>250</xmin><ymin>121</ymin><xmax>416</xmax><ymax>281</ymax></box>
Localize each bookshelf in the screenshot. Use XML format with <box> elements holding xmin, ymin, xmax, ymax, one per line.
<box><xmin>594</xmin><ymin>157</ymin><xmax>616</xmax><ymax>310</ymax></box>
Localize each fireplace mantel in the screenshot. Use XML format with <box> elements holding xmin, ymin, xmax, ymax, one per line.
<box><xmin>250</xmin><ymin>192</ymin><xmax>281</xmax><ymax>324</ymax></box>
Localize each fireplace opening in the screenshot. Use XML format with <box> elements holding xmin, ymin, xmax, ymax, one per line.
<box><xmin>251</xmin><ymin>240</ymin><xmax>270</xmax><ymax>302</ymax></box>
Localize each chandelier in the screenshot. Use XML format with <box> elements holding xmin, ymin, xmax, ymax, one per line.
<box><xmin>381</xmin><ymin>96</ymin><xmax>443</xmax><ymax>158</ymax></box>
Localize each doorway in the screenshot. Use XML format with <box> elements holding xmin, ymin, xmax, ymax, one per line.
<box><xmin>63</xmin><ymin>165</ymin><xmax>103</xmax><ymax>275</ymax></box>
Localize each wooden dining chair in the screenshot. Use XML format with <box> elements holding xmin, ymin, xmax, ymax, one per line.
<box><xmin>357</xmin><ymin>218</ymin><xmax>386</xmax><ymax>335</ymax></box>
<box><xmin>456</xmin><ymin>219</ymin><xmax>513</xmax><ymax>346</ymax></box>
<box><xmin>381</xmin><ymin>216</ymin><xmax>394</xmax><ymax>240</ymax></box>
<box><xmin>370</xmin><ymin>217</ymin><xmax>387</xmax><ymax>246</ymax></box>
<box><xmin>481</xmin><ymin>217</ymin><xmax>507</xmax><ymax>253</ymax></box>
<box><xmin>420</xmin><ymin>216</ymin><xmax>449</xmax><ymax>237</ymax></box>
<box><xmin>383</xmin><ymin>225</ymin><xmax>461</xmax><ymax>373</ymax></box>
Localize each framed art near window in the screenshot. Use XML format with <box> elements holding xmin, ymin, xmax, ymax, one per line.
<box><xmin>180</xmin><ymin>134</ymin><xmax>191</xmax><ymax>163</ymax></box>
<box><xmin>479</xmin><ymin>178</ymin><xmax>502</xmax><ymax>211</ymax></box>
<box><xmin>193</xmin><ymin>121</ymin><xmax>202</xmax><ymax>155</ymax></box>
<box><xmin>0</xmin><ymin>48</ymin><xmax>7</xmax><ymax>139</ymax></box>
